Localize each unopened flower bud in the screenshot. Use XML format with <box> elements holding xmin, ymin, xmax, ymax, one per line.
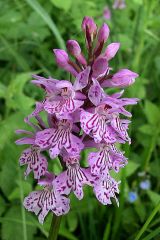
<box><xmin>112</xmin><ymin>69</ymin><xmax>138</xmax><ymax>86</ymax></box>
<box><xmin>53</xmin><ymin>49</ymin><xmax>78</xmax><ymax>76</ymax></box>
<box><xmin>94</xmin><ymin>23</ymin><xmax>110</xmax><ymax>58</ymax></box>
<box><xmin>113</xmin><ymin>0</ymin><xmax>126</xmax><ymax>9</ymax></box>
<box><xmin>105</xmin><ymin>43</ymin><xmax>120</xmax><ymax>60</ymax></box>
<box><xmin>66</xmin><ymin>40</ymin><xmax>87</xmax><ymax>65</ymax></box>
<box><xmin>67</xmin><ymin>40</ymin><xmax>81</xmax><ymax>56</ymax></box>
<box><xmin>82</xmin><ymin>16</ymin><xmax>97</xmax><ymax>36</ymax></box>
<box><xmin>103</xmin><ymin>7</ymin><xmax>111</xmax><ymax>20</ymax></box>
<box><xmin>102</xmin><ymin>69</ymin><xmax>139</xmax><ymax>88</ymax></box>
<box><xmin>53</xmin><ymin>49</ymin><xmax>69</xmax><ymax>67</ymax></box>
<box><xmin>82</xmin><ymin>17</ymin><xmax>97</xmax><ymax>49</ymax></box>
<box><xmin>97</xmin><ymin>23</ymin><xmax>110</xmax><ymax>43</ymax></box>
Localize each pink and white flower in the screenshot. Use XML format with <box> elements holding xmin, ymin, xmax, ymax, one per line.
<box><xmin>55</xmin><ymin>154</ymin><xmax>93</xmax><ymax>199</ymax></box>
<box><xmin>94</xmin><ymin>173</ymin><xmax>120</xmax><ymax>206</ymax></box>
<box><xmin>88</xmin><ymin>144</ymin><xmax>127</xmax><ymax>175</ymax></box>
<box><xmin>24</xmin><ymin>173</ymin><xmax>70</xmax><ymax>223</ymax></box>
<box><xmin>35</xmin><ymin>119</ymin><xmax>84</xmax><ymax>158</ymax></box>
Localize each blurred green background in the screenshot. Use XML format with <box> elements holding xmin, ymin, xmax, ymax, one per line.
<box><xmin>0</xmin><ymin>0</ymin><xmax>160</xmax><ymax>239</ymax></box>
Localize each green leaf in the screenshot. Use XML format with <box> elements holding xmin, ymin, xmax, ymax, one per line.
<box><xmin>134</xmin><ymin>201</ymin><xmax>146</xmax><ymax>222</ymax></box>
<box><xmin>9</xmin><ymin>181</ymin><xmax>32</xmax><ymax>200</ymax></box>
<box><xmin>0</xmin><ymin>112</ymin><xmax>29</xmax><ymax>151</ymax></box>
<box><xmin>59</xmin><ymin>227</ymin><xmax>79</xmax><ymax>240</ymax></box>
<box><xmin>0</xmin><ymin>82</ymin><xmax>7</xmax><ymax>98</ymax></box>
<box><xmin>6</xmin><ymin>72</ymin><xmax>34</xmax><ymax>111</ymax></box>
<box><xmin>0</xmin><ymin>196</ymin><xmax>6</xmax><ymax>216</ymax></box>
<box><xmin>138</xmin><ymin>124</ymin><xmax>155</xmax><ymax>135</ymax></box>
<box><xmin>128</xmin><ymin>77</ymin><xmax>146</xmax><ymax>99</ymax></box>
<box><xmin>154</xmin><ymin>56</ymin><xmax>160</xmax><ymax>73</ymax></box>
<box><xmin>135</xmin><ymin>201</ymin><xmax>160</xmax><ymax>240</ymax></box>
<box><xmin>25</xmin><ymin>0</ymin><xmax>65</xmax><ymax>49</ymax></box>
<box><xmin>149</xmin><ymin>161</ymin><xmax>160</xmax><ymax>177</ymax></box>
<box><xmin>133</xmin><ymin>0</ymin><xmax>143</xmax><ymax>5</ymax></box>
<box><xmin>126</xmin><ymin>161</ymin><xmax>140</xmax><ymax>177</ymax></box>
<box><xmin>118</xmin><ymin>34</ymin><xmax>132</xmax><ymax>50</ymax></box>
<box><xmin>50</xmin><ymin>0</ymin><xmax>72</xmax><ymax>11</ymax></box>
<box><xmin>1</xmin><ymin>206</ymin><xmax>37</xmax><ymax>240</ymax></box>
<box><xmin>7</xmin><ymin>72</ymin><xmax>31</xmax><ymax>95</ymax></box>
<box><xmin>144</xmin><ymin>101</ymin><xmax>160</xmax><ymax>125</ymax></box>
<box><xmin>67</xmin><ymin>211</ymin><xmax>78</xmax><ymax>232</ymax></box>
<box><xmin>142</xmin><ymin>227</ymin><xmax>160</xmax><ymax>240</ymax></box>
<box><xmin>147</xmin><ymin>190</ymin><xmax>160</xmax><ymax>206</ymax></box>
<box><xmin>103</xmin><ymin>216</ymin><xmax>112</xmax><ymax>240</ymax></box>
<box><xmin>1</xmin><ymin>36</ymin><xmax>30</xmax><ymax>71</ymax></box>
<box><xmin>122</xmin><ymin>207</ymin><xmax>137</xmax><ymax>233</ymax></box>
<box><xmin>0</xmin><ymin>144</ymin><xmax>18</xmax><ymax>196</ymax></box>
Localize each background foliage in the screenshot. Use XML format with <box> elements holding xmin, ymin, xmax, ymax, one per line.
<box><xmin>0</xmin><ymin>0</ymin><xmax>160</xmax><ymax>239</ymax></box>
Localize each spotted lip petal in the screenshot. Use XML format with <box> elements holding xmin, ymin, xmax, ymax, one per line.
<box><xmin>55</xmin><ymin>158</ymin><xmax>92</xmax><ymax>200</ymax></box>
<box><xmin>44</xmin><ymin>80</ymin><xmax>84</xmax><ymax>117</ymax></box>
<box><xmin>94</xmin><ymin>173</ymin><xmax>120</xmax><ymax>206</ymax></box>
<box><xmin>35</xmin><ymin>120</ymin><xmax>84</xmax><ymax>159</ymax></box>
<box><xmin>88</xmin><ymin>144</ymin><xmax>127</xmax><ymax>175</ymax></box>
<box><xmin>111</xmin><ymin>117</ymin><xmax>131</xmax><ymax>144</ymax></box>
<box><xmin>19</xmin><ymin>147</ymin><xmax>48</xmax><ymax>179</ymax></box>
<box><xmin>44</xmin><ymin>97</ymin><xmax>84</xmax><ymax>117</ymax></box>
<box><xmin>23</xmin><ymin>187</ymin><xmax>70</xmax><ymax>224</ymax></box>
<box><xmin>80</xmin><ymin>109</ymin><xmax>117</xmax><ymax>143</ymax></box>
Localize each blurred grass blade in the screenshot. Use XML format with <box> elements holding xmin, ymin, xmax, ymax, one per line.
<box><xmin>135</xmin><ymin>201</ymin><xmax>160</xmax><ymax>240</ymax></box>
<box><xmin>103</xmin><ymin>215</ymin><xmax>112</xmax><ymax>240</ymax></box>
<box><xmin>25</xmin><ymin>0</ymin><xmax>65</xmax><ymax>49</ymax></box>
<box><xmin>1</xmin><ymin>36</ymin><xmax>29</xmax><ymax>71</ymax></box>
<box><xmin>0</xmin><ymin>217</ymin><xmax>48</xmax><ymax>237</ymax></box>
<box><xmin>142</xmin><ymin>227</ymin><xmax>160</xmax><ymax>240</ymax></box>
<box><xmin>144</xmin><ymin>29</ymin><xmax>160</xmax><ymax>42</ymax></box>
<box><xmin>112</xmin><ymin>168</ymin><xmax>126</xmax><ymax>240</ymax></box>
<box><xmin>59</xmin><ymin>228</ymin><xmax>79</xmax><ymax>240</ymax></box>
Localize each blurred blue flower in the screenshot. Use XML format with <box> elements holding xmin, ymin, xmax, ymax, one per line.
<box><xmin>128</xmin><ymin>191</ymin><xmax>138</xmax><ymax>203</ymax></box>
<box><xmin>139</xmin><ymin>179</ymin><xmax>151</xmax><ymax>190</ymax></box>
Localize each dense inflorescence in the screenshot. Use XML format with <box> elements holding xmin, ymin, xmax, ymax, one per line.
<box><xmin>16</xmin><ymin>16</ymin><xmax>138</xmax><ymax>224</ymax></box>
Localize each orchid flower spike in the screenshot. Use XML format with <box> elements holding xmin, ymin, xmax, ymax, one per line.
<box><xmin>16</xmin><ymin>16</ymin><xmax>139</xmax><ymax>224</ymax></box>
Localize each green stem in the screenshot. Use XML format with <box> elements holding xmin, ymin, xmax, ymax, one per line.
<box><xmin>48</xmin><ymin>215</ymin><xmax>62</xmax><ymax>240</ymax></box>
<box><xmin>18</xmin><ymin>171</ymin><xmax>27</xmax><ymax>240</ymax></box>
<box><xmin>135</xmin><ymin>201</ymin><xmax>160</xmax><ymax>240</ymax></box>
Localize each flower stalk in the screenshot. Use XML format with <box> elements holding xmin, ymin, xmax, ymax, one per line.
<box><xmin>48</xmin><ymin>215</ymin><xmax>62</xmax><ymax>240</ymax></box>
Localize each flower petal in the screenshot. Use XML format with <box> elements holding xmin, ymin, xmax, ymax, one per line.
<box><xmin>74</xmin><ymin>67</ymin><xmax>90</xmax><ymax>91</ymax></box>
<box><xmin>88</xmin><ymin>79</ymin><xmax>104</xmax><ymax>106</ymax></box>
<box><xmin>94</xmin><ymin>173</ymin><xmax>120</xmax><ymax>206</ymax></box>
